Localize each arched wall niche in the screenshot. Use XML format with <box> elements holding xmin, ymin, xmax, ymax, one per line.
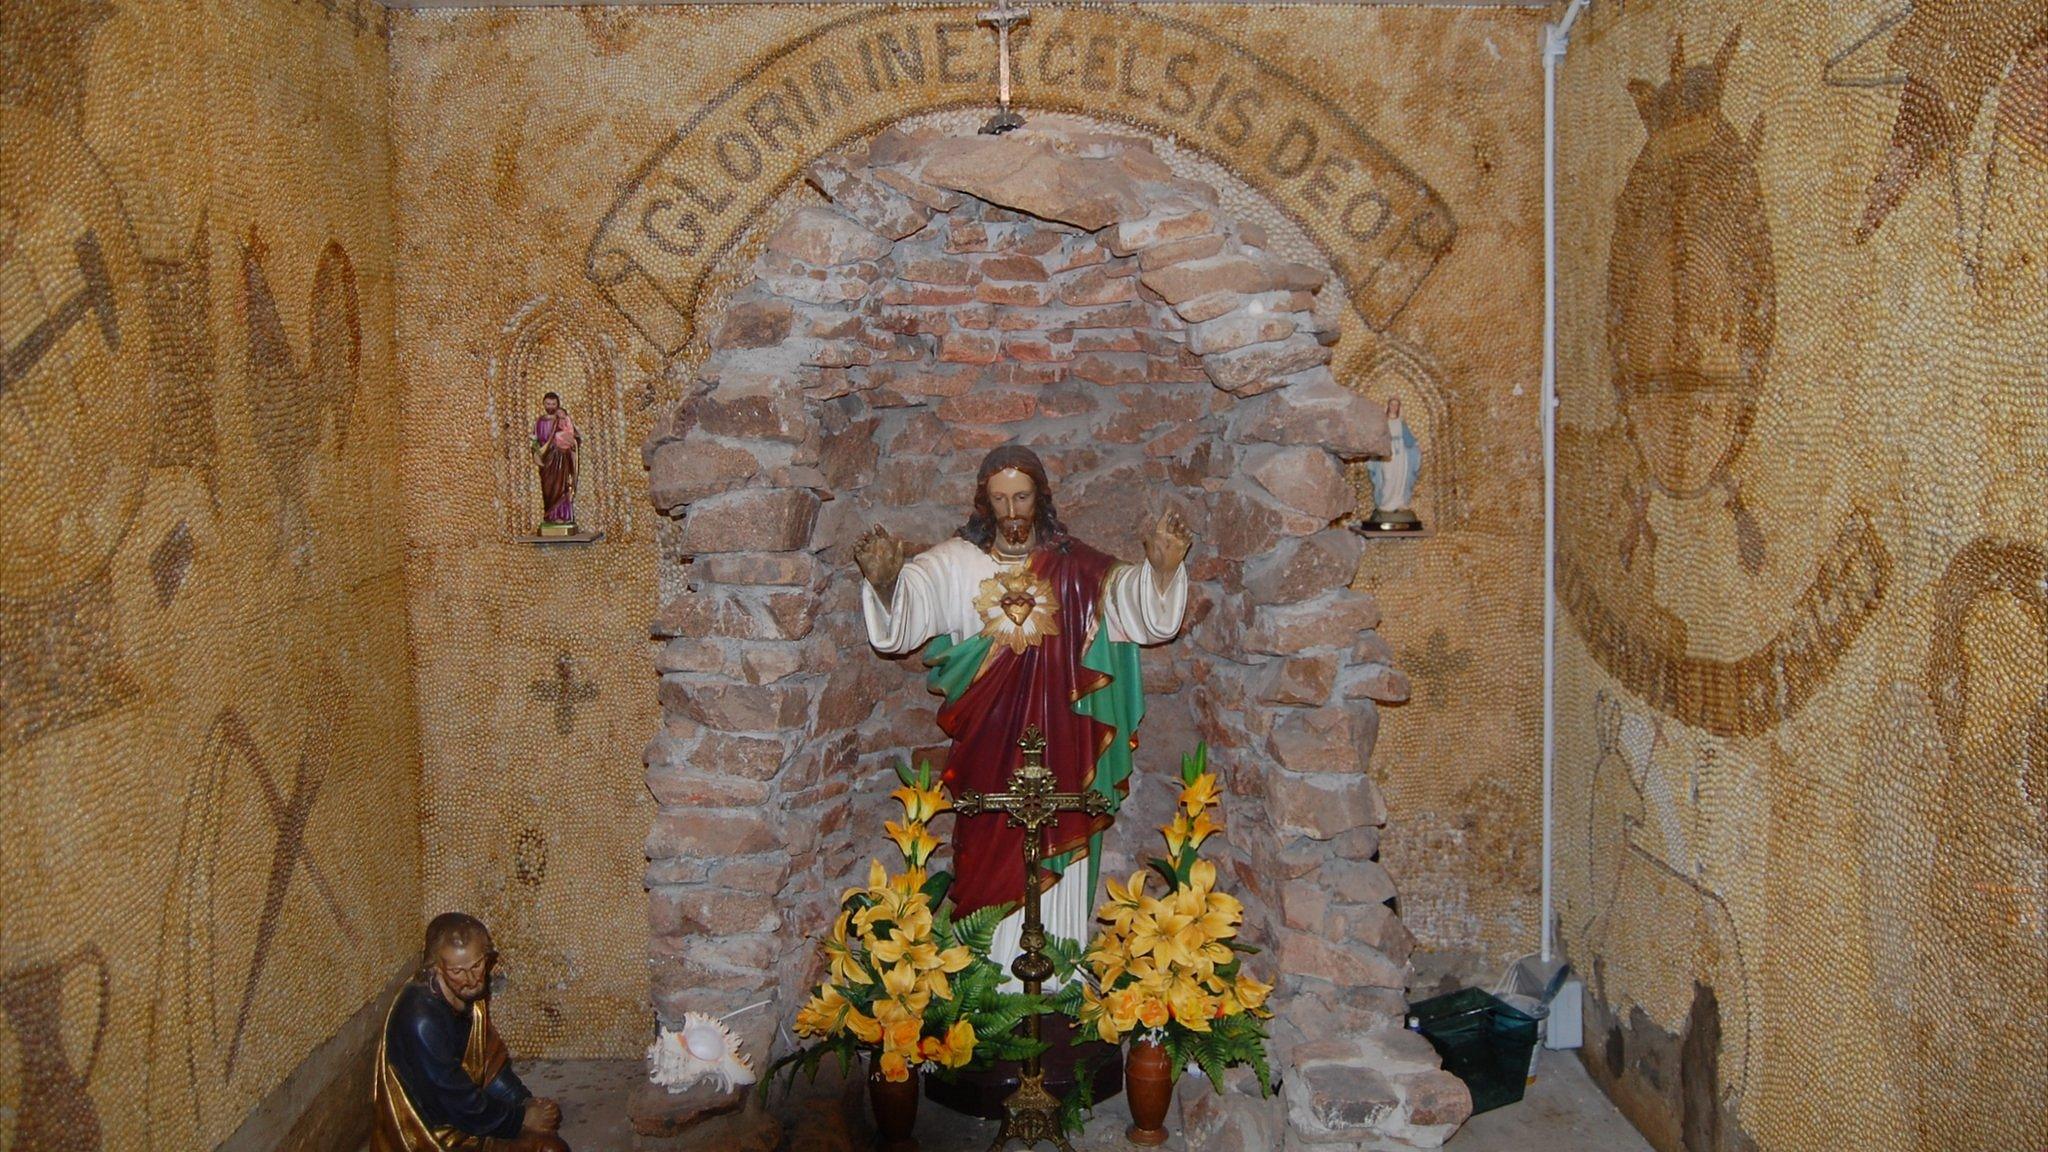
<box><xmin>639</xmin><ymin>119</ymin><xmax>1463</xmax><ymax>1140</ymax></box>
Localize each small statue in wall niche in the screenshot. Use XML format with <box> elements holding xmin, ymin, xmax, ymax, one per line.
<box><xmin>532</xmin><ymin>391</ymin><xmax>581</xmax><ymax>536</ymax></box>
<box><xmin>1361</xmin><ymin>397</ymin><xmax>1424</xmax><ymax>533</ymax></box>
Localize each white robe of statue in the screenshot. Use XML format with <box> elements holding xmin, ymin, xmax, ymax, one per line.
<box><xmin>862</xmin><ymin>536</ymin><xmax>1188</xmax><ymax>985</ymax></box>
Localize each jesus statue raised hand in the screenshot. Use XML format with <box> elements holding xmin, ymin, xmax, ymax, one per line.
<box><xmin>855</xmin><ymin>445</ymin><xmax>1193</xmax><ymax>978</ymax></box>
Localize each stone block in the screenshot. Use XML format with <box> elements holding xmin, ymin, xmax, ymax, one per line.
<box><xmin>1179</xmin><ymin>1070</ymin><xmax>1284</xmax><ymax>1152</ymax></box>
<box><xmin>678</xmin><ymin>488</ymin><xmax>820</xmax><ymax>554</ymax></box>
<box><xmin>1071</xmin><ymin>352</ymin><xmax>1150</xmax><ymax>387</ymax></box>
<box><xmin>1173</xmin><ymin>289</ymin><xmax>1255</xmax><ymax>325</ymax></box>
<box><xmin>1320</xmin><ymin>857</ymin><xmax>1399</xmax><ymax>907</ymax></box>
<box><xmin>936</xmin><ymin>389</ymin><xmax>1038</xmax><ymax>425</ymax></box>
<box><xmin>1112</xmin><ymin>206</ymin><xmax>1218</xmax><ymax>255</ymax></box>
<box><xmin>1004</xmin><ymin>332</ymin><xmax>1075</xmax><ymax>363</ymax></box>
<box><xmin>650</xmin><ymin>884</ymin><xmax>780</xmax><ymax>936</ymax></box>
<box><xmin>713</xmin><ymin>296</ymin><xmax>795</xmax><ymax>349</ymax></box>
<box><xmin>1203</xmin><ymin>333</ymin><xmax>1334</xmax><ymax>395</ymax></box>
<box><xmin>1243</xmin><ymin>593</ymin><xmax>1382</xmax><ymax>655</ymax></box>
<box><xmin>1278</xmin><ymin>931</ymin><xmax>1406</xmax><ymax>990</ymax></box>
<box><xmin>1266</xmin><ymin>707</ymin><xmax>1369</xmax><ymax>774</ymax></box>
<box><xmin>648</xmin><ymin>436</ymin><xmax>765</xmax><ymax>513</ymax></box>
<box><xmin>697</xmin><ymin>551</ymin><xmax>824</xmax><ymax>589</ymax></box>
<box><xmin>645</xmin><ymin>765</ymin><xmax>771</xmax><ymax>809</ymax></box>
<box><xmin>695</xmin><ymin>383</ymin><xmax>814</xmax><ymax>445</ymax></box>
<box><xmin>1244</xmin><ymin>530</ymin><xmax>1364</xmax><ymax>605</ymax></box>
<box><xmin>976</xmin><ymin>279</ymin><xmax>1056</xmax><ymax>306</ymax></box>
<box><xmin>1186</xmin><ymin>308</ymin><xmax>1299</xmax><ymax>356</ymax></box>
<box><xmin>767</xmin><ymin>206</ymin><xmax>892</xmax><ymax>267</ymax></box>
<box><xmin>662</xmin><ymin>679</ymin><xmax>810</xmax><ymax>732</ymax></box>
<box><xmin>1225</xmin><ymin>370</ymin><xmax>1390</xmax><ymax>460</ymax></box>
<box><xmin>980</xmin><ymin>252</ymin><xmax>1049</xmax><ymax>281</ymax></box>
<box><xmin>881</xmin><ymin>280</ymin><xmax>977</xmax><ymax>306</ymax></box>
<box><xmin>938</xmin><ymin>329</ymin><xmax>1000</xmax><ymax>364</ymax></box>
<box><xmin>1139</xmin><ymin>231</ymin><xmax>1229</xmax><ymax>272</ymax></box>
<box><xmin>1207</xmin><ymin>488</ymin><xmax>1288</xmax><ymax>561</ymax></box>
<box><xmin>1050</xmin><ymin>235</ymin><xmax>1111</xmax><ymax>272</ymax></box>
<box><xmin>807</xmin><ymin>157</ymin><xmax>933</xmax><ymax>240</ymax></box>
<box><xmin>1141</xmin><ymin>255</ymin><xmax>1275</xmax><ymax>304</ymax></box>
<box><xmin>1289</xmin><ymin>1064</ymin><xmax>1400</xmax><ymax>1140</ymax></box>
<box><xmin>647</xmin><ymin>808</ymin><xmax>778</xmax><ymax>859</ymax></box>
<box><xmin>946</xmin><ymin>218</ymin><xmax>993</xmax><ymax>252</ymax></box>
<box><xmin>1343</xmin><ymin>664</ymin><xmax>1413</xmax><ymax>704</ymax></box>
<box><xmin>895</xmin><ymin>255</ymin><xmax>976</xmax><ymax>285</ymax></box>
<box><xmin>1266</xmin><ymin>770</ymin><xmax>1381</xmax><ymax>840</ymax></box>
<box><xmin>695</xmin><ymin>731</ymin><xmax>793</xmax><ymax>781</ymax></box>
<box><xmin>1245</xmin><ymin>445</ymin><xmax>1353</xmax><ymax>523</ymax></box>
<box><xmin>1331</xmin><ymin>901</ymin><xmax>1414</xmax><ymax>965</ymax></box>
<box><xmin>1056</xmin><ymin>265</ymin><xmax>1142</xmax><ymax>307</ymax></box>
<box><xmin>916</xmin><ymin>135</ymin><xmax>1145</xmax><ymax>231</ymax></box>
<box><xmin>713</xmin><ymin>855</ymin><xmax>795</xmax><ymax>897</ymax></box>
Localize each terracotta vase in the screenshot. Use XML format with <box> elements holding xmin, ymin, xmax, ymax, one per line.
<box><xmin>868</xmin><ymin>1057</ymin><xmax>921</xmax><ymax>1152</ymax></box>
<box><xmin>1124</xmin><ymin>1037</ymin><xmax>1175</xmax><ymax>1146</ymax></box>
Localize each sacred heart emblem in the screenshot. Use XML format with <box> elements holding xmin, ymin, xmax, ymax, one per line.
<box><xmin>975</xmin><ymin>568</ymin><xmax>1061</xmax><ymax>655</ymax></box>
<box><xmin>1001</xmin><ymin>589</ymin><xmax>1037</xmax><ymax>627</ymax></box>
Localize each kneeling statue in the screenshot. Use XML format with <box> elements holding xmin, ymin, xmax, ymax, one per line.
<box><xmin>372</xmin><ymin>912</ymin><xmax>570</xmax><ymax>1152</ymax></box>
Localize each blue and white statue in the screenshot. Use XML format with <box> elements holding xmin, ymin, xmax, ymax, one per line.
<box><xmin>1364</xmin><ymin>397</ymin><xmax>1423</xmax><ymax>532</ymax></box>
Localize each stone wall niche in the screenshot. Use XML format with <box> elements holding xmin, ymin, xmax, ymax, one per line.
<box><xmin>641</xmin><ymin>123</ymin><xmax>1470</xmax><ymax>1148</ymax></box>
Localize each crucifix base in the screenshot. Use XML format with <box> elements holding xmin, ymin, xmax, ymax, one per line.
<box><xmin>924</xmin><ymin>1012</ymin><xmax>1123</xmax><ymax>1121</ymax></box>
<box><xmin>979</xmin><ymin>109</ymin><xmax>1026</xmax><ymax>135</ymax></box>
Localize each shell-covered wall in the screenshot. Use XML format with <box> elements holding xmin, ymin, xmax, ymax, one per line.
<box><xmin>389</xmin><ymin>3</ymin><xmax>1547</xmax><ymax>1059</ymax></box>
<box><xmin>0</xmin><ymin>0</ymin><xmax>419</xmax><ymax>1148</ymax></box>
<box><xmin>1555</xmin><ymin>1</ymin><xmax>2048</xmax><ymax>1149</ymax></box>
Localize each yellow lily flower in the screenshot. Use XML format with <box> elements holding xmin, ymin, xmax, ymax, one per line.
<box><xmin>1162</xmin><ymin>813</ymin><xmax>1193</xmax><ymax>860</ymax></box>
<box><xmin>1178</xmin><ymin>772</ymin><xmax>1220</xmax><ymax>817</ymax></box>
<box><xmin>935</xmin><ymin>945</ymin><xmax>972</xmax><ymax>974</ymax></box>
<box><xmin>878</xmin><ymin>1049</ymin><xmax>911</xmax><ymax>1082</ymax></box>
<box><xmin>941</xmin><ymin>1019</ymin><xmax>977</xmax><ymax>1068</ymax></box>
<box><xmin>844</xmin><ymin>1005</ymin><xmax>882</xmax><ymax>1044</ymax></box>
<box><xmin>1167</xmin><ymin>979</ymin><xmax>1216</xmax><ymax>1032</ymax></box>
<box><xmin>885</xmin><ymin>819</ymin><xmax>941</xmax><ymax>868</ymax></box>
<box><xmin>1188</xmin><ymin>809</ymin><xmax>1223</xmax><ymax>849</ymax></box>
<box><xmin>1234</xmin><ymin>970</ymin><xmax>1274</xmax><ymax>1014</ymax></box>
<box><xmin>793</xmin><ymin>985</ymin><xmax>852</xmax><ymax>1037</ymax></box>
<box><xmin>1188</xmin><ymin>859</ymin><xmax>1218</xmax><ymax>895</ymax></box>
<box><xmin>890</xmin><ymin>783</ymin><xmax>953</xmax><ymax>824</ymax></box>
<box><xmin>1136</xmin><ymin>996</ymin><xmax>1170</xmax><ymax>1030</ymax></box>
<box><xmin>881</xmin><ymin>960</ymin><xmax>920</xmax><ymax>1002</ymax></box>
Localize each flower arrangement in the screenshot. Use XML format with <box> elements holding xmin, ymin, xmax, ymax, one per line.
<box><xmin>769</xmin><ymin>761</ymin><xmax>1051</xmax><ymax>1089</ymax></box>
<box><xmin>1074</xmin><ymin>745</ymin><xmax>1275</xmax><ymax>1094</ymax></box>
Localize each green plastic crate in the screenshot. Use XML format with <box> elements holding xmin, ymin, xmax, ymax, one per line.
<box><xmin>1405</xmin><ymin>988</ymin><xmax>1540</xmax><ymax>1115</ymax></box>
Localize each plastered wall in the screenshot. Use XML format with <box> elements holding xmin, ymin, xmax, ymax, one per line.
<box><xmin>389</xmin><ymin>2</ymin><xmax>1548</xmax><ymax>1058</ymax></box>
<box><xmin>1554</xmin><ymin>2</ymin><xmax>2048</xmax><ymax>1149</ymax></box>
<box><xmin>0</xmin><ymin>0</ymin><xmax>417</xmax><ymax>1148</ymax></box>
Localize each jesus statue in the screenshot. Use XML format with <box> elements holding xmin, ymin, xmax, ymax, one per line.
<box><xmin>855</xmin><ymin>445</ymin><xmax>1193</xmax><ymax>975</ymax></box>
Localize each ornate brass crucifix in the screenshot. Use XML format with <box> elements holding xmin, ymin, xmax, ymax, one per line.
<box><xmin>955</xmin><ymin>725</ymin><xmax>1111</xmax><ymax>1151</ymax></box>
<box><xmin>977</xmin><ymin>0</ymin><xmax>1030</xmax><ymax>135</ymax></box>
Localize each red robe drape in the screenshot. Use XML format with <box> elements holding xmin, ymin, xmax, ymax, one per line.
<box><xmin>938</xmin><ymin>540</ymin><xmax>1122</xmax><ymax>916</ymax></box>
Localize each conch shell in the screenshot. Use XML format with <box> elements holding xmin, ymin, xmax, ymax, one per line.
<box><xmin>647</xmin><ymin>1012</ymin><xmax>756</xmax><ymax>1094</ymax></box>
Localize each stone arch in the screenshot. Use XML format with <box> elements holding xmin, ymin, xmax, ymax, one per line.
<box><xmin>587</xmin><ymin>7</ymin><xmax>1455</xmax><ymax>358</ymax></box>
<box><xmin>641</xmin><ymin>123</ymin><xmax>1460</xmax><ymax>1141</ymax></box>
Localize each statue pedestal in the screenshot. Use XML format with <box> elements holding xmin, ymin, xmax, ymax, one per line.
<box><xmin>518</xmin><ymin>528</ymin><xmax>605</xmax><ymax>545</ymax></box>
<box><xmin>1356</xmin><ymin>508</ymin><xmax>1424</xmax><ymax>534</ymax></box>
<box><xmin>923</xmin><ymin>1012</ymin><xmax>1123</xmax><ymax>1120</ymax></box>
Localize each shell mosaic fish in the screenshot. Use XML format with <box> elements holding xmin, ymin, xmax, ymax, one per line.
<box><xmin>647</xmin><ymin>1011</ymin><xmax>756</xmax><ymax>1094</ymax></box>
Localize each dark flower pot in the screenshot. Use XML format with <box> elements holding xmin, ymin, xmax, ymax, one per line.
<box><xmin>868</xmin><ymin>1058</ymin><xmax>920</xmax><ymax>1152</ymax></box>
<box><xmin>1124</xmin><ymin>1037</ymin><xmax>1174</xmax><ymax>1146</ymax></box>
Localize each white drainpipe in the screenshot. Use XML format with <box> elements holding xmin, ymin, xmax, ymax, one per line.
<box><xmin>1541</xmin><ymin>0</ymin><xmax>1591</xmax><ymax>966</ymax></box>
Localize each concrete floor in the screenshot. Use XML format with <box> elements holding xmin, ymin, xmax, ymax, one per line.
<box><xmin>518</xmin><ymin>1045</ymin><xmax>1653</xmax><ymax>1151</ymax></box>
